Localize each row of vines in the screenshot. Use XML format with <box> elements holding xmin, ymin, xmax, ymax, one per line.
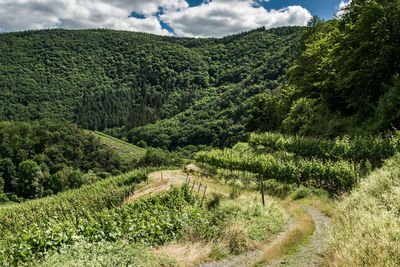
<box><xmin>195</xmin><ymin>149</ymin><xmax>359</xmax><ymax>191</ymax></box>
<box><xmin>0</xmin><ymin>171</ymin><xmax>205</xmax><ymax>265</ymax></box>
<box><xmin>0</xmin><ymin>170</ymin><xmax>147</xmax><ymax>236</ymax></box>
<box><xmin>2</xmin><ymin>185</ymin><xmax>203</xmax><ymax>265</ymax></box>
<box><xmin>249</xmin><ymin>132</ymin><xmax>400</xmax><ymax>164</ymax></box>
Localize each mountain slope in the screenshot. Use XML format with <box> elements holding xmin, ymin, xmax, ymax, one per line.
<box><xmin>0</xmin><ymin>27</ymin><xmax>304</xmax><ymax>148</ymax></box>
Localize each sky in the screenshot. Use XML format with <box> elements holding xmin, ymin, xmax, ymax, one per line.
<box><xmin>0</xmin><ymin>0</ymin><xmax>351</xmax><ymax>37</ymax></box>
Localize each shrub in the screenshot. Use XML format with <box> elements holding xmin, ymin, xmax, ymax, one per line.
<box><xmin>292</xmin><ymin>186</ymin><xmax>312</xmax><ymax>200</ymax></box>
<box><xmin>264</xmin><ymin>179</ymin><xmax>296</xmax><ymax>198</ymax></box>
<box><xmin>206</xmin><ymin>193</ymin><xmax>225</xmax><ymax>210</ymax></box>
<box><xmin>229</xmin><ymin>185</ymin><xmax>242</xmax><ymax>199</ymax></box>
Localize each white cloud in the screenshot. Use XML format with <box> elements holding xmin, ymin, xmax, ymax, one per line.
<box><xmin>0</xmin><ymin>0</ymin><xmax>179</xmax><ymax>35</ymax></box>
<box><xmin>0</xmin><ymin>0</ymin><xmax>311</xmax><ymax>37</ymax></box>
<box><xmin>161</xmin><ymin>0</ymin><xmax>311</xmax><ymax>37</ymax></box>
<box><xmin>336</xmin><ymin>0</ymin><xmax>352</xmax><ymax>17</ymax></box>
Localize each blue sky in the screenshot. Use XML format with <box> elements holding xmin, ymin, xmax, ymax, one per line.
<box><xmin>260</xmin><ymin>0</ymin><xmax>344</xmax><ymax>20</ymax></box>
<box><xmin>0</xmin><ymin>0</ymin><xmax>350</xmax><ymax>37</ymax></box>
<box><xmin>185</xmin><ymin>0</ymin><xmax>343</xmax><ymax>20</ymax></box>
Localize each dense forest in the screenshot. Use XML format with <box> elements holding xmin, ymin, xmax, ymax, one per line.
<box><xmin>248</xmin><ymin>0</ymin><xmax>400</xmax><ymax>137</ymax></box>
<box><xmin>0</xmin><ymin>121</ymin><xmax>130</xmax><ymax>201</ymax></box>
<box><xmin>0</xmin><ymin>26</ymin><xmax>303</xmax><ymax>148</ymax></box>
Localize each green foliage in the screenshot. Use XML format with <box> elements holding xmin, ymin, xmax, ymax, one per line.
<box><xmin>0</xmin><ymin>170</ymin><xmax>146</xmax><ymax>241</ymax></box>
<box><xmin>196</xmin><ymin>148</ymin><xmax>358</xmax><ymax>192</ymax></box>
<box><xmin>292</xmin><ymin>185</ymin><xmax>312</xmax><ymax>200</ymax></box>
<box><xmin>246</xmin><ymin>93</ymin><xmax>284</xmax><ymax>132</ymax></box>
<box><xmin>0</xmin><ymin>170</ymin><xmax>155</xmax><ymax>264</ymax></box>
<box><xmin>374</xmin><ymin>75</ymin><xmax>400</xmax><ymax>131</ymax></box>
<box><xmin>0</xmin><ymin>27</ymin><xmax>303</xmax><ymax>149</ymax></box>
<box><xmin>249</xmin><ymin>131</ymin><xmax>399</xmax><ymax>164</ymax></box>
<box><xmin>0</xmin><ymin>184</ymin><xmax>206</xmax><ymax>265</ymax></box>
<box><xmin>229</xmin><ymin>185</ymin><xmax>242</xmax><ymax>199</ymax></box>
<box><xmin>0</xmin><ymin>121</ymin><xmax>131</xmax><ymax>199</ymax></box>
<box><xmin>201</xmin><ymin>197</ymin><xmax>286</xmax><ymax>255</ymax></box>
<box><xmin>0</xmin><ymin>158</ymin><xmax>16</xmax><ymax>193</ymax></box>
<box><xmin>14</xmin><ymin>160</ymin><xmax>42</xmax><ymax>198</ymax></box>
<box><xmin>38</xmin><ymin>241</ymin><xmax>177</xmax><ymax>267</ymax></box>
<box><xmin>90</xmin><ymin>131</ymin><xmax>146</xmax><ymax>160</ymax></box>
<box><xmin>283</xmin><ymin>0</ymin><xmax>400</xmax><ymax>135</ymax></box>
<box><xmin>281</xmin><ymin>97</ymin><xmax>317</xmax><ymax>135</ymax></box>
<box><xmin>206</xmin><ymin>193</ymin><xmax>225</xmax><ymax>210</ymax></box>
<box><xmin>137</xmin><ymin>148</ymin><xmax>184</xmax><ymax>167</ymax></box>
<box><xmin>264</xmin><ymin>179</ymin><xmax>296</xmax><ymax>198</ymax></box>
<box><xmin>0</xmin><ymin>176</ymin><xmax>3</xmax><ymax>195</ymax></box>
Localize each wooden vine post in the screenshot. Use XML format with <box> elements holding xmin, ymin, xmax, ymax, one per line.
<box><xmin>200</xmin><ymin>186</ymin><xmax>207</xmax><ymax>207</ymax></box>
<box><xmin>260</xmin><ymin>175</ymin><xmax>265</xmax><ymax>207</ymax></box>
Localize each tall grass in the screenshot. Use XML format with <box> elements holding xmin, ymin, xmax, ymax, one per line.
<box><xmin>328</xmin><ymin>153</ymin><xmax>400</xmax><ymax>266</ymax></box>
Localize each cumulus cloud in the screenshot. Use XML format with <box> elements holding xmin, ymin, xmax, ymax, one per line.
<box><xmin>0</xmin><ymin>0</ymin><xmax>180</xmax><ymax>35</ymax></box>
<box><xmin>161</xmin><ymin>0</ymin><xmax>312</xmax><ymax>37</ymax></box>
<box><xmin>0</xmin><ymin>0</ymin><xmax>311</xmax><ymax>37</ymax></box>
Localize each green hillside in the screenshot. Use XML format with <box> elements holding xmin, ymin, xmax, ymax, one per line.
<box><xmin>0</xmin><ymin>121</ymin><xmax>133</xmax><ymax>201</ymax></box>
<box><xmin>0</xmin><ymin>27</ymin><xmax>304</xmax><ymax>148</ymax></box>
<box><xmin>88</xmin><ymin>131</ymin><xmax>146</xmax><ymax>160</ymax></box>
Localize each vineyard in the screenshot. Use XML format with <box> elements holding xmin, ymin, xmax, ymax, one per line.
<box><xmin>249</xmin><ymin>132</ymin><xmax>400</xmax><ymax>164</ymax></box>
<box><xmin>196</xmin><ymin>132</ymin><xmax>400</xmax><ymax>192</ymax></box>
<box><xmin>0</xmin><ymin>170</ymin><xmax>147</xmax><ymax>264</ymax></box>
<box><xmin>0</xmin><ymin>171</ymin><xmax>208</xmax><ymax>265</ymax></box>
<box><xmin>0</xmin><ymin>167</ymin><xmax>287</xmax><ymax>266</ymax></box>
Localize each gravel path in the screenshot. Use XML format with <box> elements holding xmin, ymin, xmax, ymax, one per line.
<box><xmin>198</xmin><ymin>206</ymin><xmax>331</xmax><ymax>267</ymax></box>
<box><xmin>197</xmin><ymin>217</ymin><xmax>296</xmax><ymax>267</ymax></box>
<box><xmin>266</xmin><ymin>206</ymin><xmax>331</xmax><ymax>267</ymax></box>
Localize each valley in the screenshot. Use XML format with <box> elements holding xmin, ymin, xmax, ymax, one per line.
<box><xmin>1</xmin><ymin>0</ymin><xmax>400</xmax><ymax>265</ymax></box>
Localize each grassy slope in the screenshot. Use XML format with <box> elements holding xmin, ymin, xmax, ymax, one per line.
<box><xmin>87</xmin><ymin>130</ymin><xmax>146</xmax><ymax>160</ymax></box>
<box><xmin>328</xmin><ymin>153</ymin><xmax>400</xmax><ymax>266</ymax></box>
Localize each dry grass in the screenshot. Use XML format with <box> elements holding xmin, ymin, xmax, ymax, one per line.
<box><xmin>156</xmin><ymin>241</ymin><xmax>214</xmax><ymax>266</ymax></box>
<box><xmin>257</xmin><ymin>201</ymin><xmax>315</xmax><ymax>265</ymax></box>
<box><xmin>327</xmin><ymin>154</ymin><xmax>400</xmax><ymax>266</ymax></box>
<box><xmin>295</xmin><ymin>197</ymin><xmax>336</xmax><ymax>217</ymax></box>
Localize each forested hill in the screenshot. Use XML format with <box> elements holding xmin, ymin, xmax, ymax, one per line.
<box><xmin>0</xmin><ymin>26</ymin><xmax>303</xmax><ymax>148</ymax></box>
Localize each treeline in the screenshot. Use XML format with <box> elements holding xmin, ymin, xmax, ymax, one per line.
<box><xmin>0</xmin><ymin>121</ymin><xmax>131</xmax><ymax>201</ymax></box>
<box><xmin>247</xmin><ymin>1</ymin><xmax>400</xmax><ymax>137</ymax></box>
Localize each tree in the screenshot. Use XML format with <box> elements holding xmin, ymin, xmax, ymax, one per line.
<box><xmin>246</xmin><ymin>93</ymin><xmax>283</xmax><ymax>132</ymax></box>
<box><xmin>0</xmin><ymin>174</ymin><xmax>4</xmax><ymax>194</ymax></box>
<box><xmin>0</xmin><ymin>158</ymin><xmax>16</xmax><ymax>193</ymax></box>
<box><xmin>14</xmin><ymin>160</ymin><xmax>41</xmax><ymax>198</ymax></box>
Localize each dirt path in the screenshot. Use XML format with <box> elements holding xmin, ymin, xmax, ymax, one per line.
<box><xmin>197</xmin><ymin>217</ymin><xmax>296</xmax><ymax>267</ymax></box>
<box><xmin>128</xmin><ymin>170</ymin><xmax>331</xmax><ymax>267</ymax></box>
<box><xmin>266</xmin><ymin>206</ymin><xmax>331</xmax><ymax>267</ymax></box>
<box><xmin>198</xmin><ymin>206</ymin><xmax>330</xmax><ymax>267</ymax></box>
<box><xmin>126</xmin><ymin>170</ymin><xmax>187</xmax><ymax>202</ymax></box>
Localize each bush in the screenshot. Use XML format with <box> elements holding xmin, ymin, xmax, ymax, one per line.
<box><xmin>229</xmin><ymin>185</ymin><xmax>242</xmax><ymax>199</ymax></box>
<box><xmin>264</xmin><ymin>179</ymin><xmax>296</xmax><ymax>198</ymax></box>
<box><xmin>292</xmin><ymin>185</ymin><xmax>312</xmax><ymax>200</ymax></box>
<box><xmin>206</xmin><ymin>193</ymin><xmax>225</xmax><ymax>210</ymax></box>
<box><xmin>228</xmin><ymin>227</ymin><xmax>251</xmax><ymax>255</ymax></box>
